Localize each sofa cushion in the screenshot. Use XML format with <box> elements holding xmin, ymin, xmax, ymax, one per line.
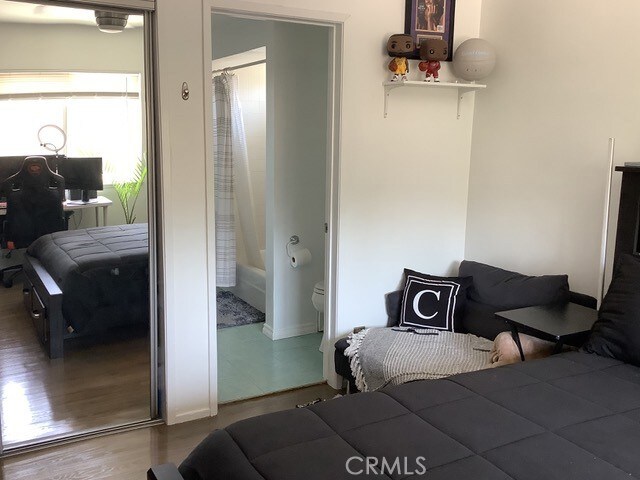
<box><xmin>399</xmin><ymin>269</ymin><xmax>471</xmax><ymax>332</ymax></box>
<box><xmin>460</xmin><ymin>300</ymin><xmax>506</xmax><ymax>340</ymax></box>
<box><xmin>583</xmin><ymin>254</ymin><xmax>640</xmax><ymax>367</ymax></box>
<box><xmin>459</xmin><ymin>260</ymin><xmax>570</xmax><ymax>308</ymax></box>
<box><xmin>458</xmin><ymin>261</ymin><xmax>570</xmax><ymax>339</ymax></box>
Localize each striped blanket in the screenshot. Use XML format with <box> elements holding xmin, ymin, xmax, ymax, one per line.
<box><xmin>344</xmin><ymin>327</ymin><xmax>494</xmax><ymax>392</ymax></box>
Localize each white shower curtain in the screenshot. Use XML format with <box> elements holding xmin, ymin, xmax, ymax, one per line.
<box><xmin>213</xmin><ymin>72</ymin><xmax>261</xmax><ymax>287</ymax></box>
<box><xmin>213</xmin><ymin>73</ymin><xmax>238</xmax><ymax>287</ymax></box>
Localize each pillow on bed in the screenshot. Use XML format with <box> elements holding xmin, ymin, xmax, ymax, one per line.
<box><xmin>399</xmin><ymin>268</ymin><xmax>471</xmax><ymax>332</ymax></box>
<box><xmin>583</xmin><ymin>254</ymin><xmax>640</xmax><ymax>367</ymax></box>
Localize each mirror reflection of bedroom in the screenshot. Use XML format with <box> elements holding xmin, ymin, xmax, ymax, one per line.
<box><xmin>0</xmin><ymin>1</ymin><xmax>153</xmax><ymax>449</ymax></box>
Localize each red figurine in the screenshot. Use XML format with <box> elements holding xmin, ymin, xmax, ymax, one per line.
<box><xmin>387</xmin><ymin>34</ymin><xmax>415</xmax><ymax>82</ymax></box>
<box><xmin>418</xmin><ymin>38</ymin><xmax>448</xmax><ymax>82</ymax></box>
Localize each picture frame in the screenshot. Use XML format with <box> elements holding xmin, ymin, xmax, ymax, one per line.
<box><xmin>405</xmin><ymin>0</ymin><xmax>456</xmax><ymax>61</ymax></box>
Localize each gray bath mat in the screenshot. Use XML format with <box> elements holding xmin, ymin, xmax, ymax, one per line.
<box><xmin>217</xmin><ymin>290</ymin><xmax>265</xmax><ymax>329</ymax></box>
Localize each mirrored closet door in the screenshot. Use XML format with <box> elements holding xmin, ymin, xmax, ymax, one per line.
<box><xmin>0</xmin><ymin>0</ymin><xmax>156</xmax><ymax>451</ymax></box>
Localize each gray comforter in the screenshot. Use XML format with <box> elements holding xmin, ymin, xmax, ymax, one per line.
<box><xmin>27</xmin><ymin>224</ymin><xmax>149</xmax><ymax>333</ymax></box>
<box><xmin>179</xmin><ymin>352</ymin><xmax>640</xmax><ymax>480</ymax></box>
<box><xmin>27</xmin><ymin>223</ymin><xmax>148</xmax><ymax>288</ymax></box>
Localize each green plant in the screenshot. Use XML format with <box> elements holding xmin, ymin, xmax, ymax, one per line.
<box><xmin>113</xmin><ymin>157</ymin><xmax>147</xmax><ymax>224</ymax></box>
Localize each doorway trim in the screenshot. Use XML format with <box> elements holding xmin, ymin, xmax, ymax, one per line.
<box><xmin>202</xmin><ymin>0</ymin><xmax>346</xmax><ymax>413</ymax></box>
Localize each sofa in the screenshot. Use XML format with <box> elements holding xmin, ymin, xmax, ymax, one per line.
<box><xmin>334</xmin><ymin>260</ymin><xmax>597</xmax><ymax>392</ymax></box>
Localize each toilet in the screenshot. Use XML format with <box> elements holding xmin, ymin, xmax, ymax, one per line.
<box><xmin>311</xmin><ymin>281</ymin><xmax>325</xmax><ymax>331</ymax></box>
<box><xmin>312</xmin><ymin>281</ymin><xmax>325</xmax><ymax>352</ymax></box>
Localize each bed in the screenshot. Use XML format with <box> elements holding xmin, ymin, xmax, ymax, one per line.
<box><xmin>22</xmin><ymin>223</ymin><xmax>149</xmax><ymax>358</ymax></box>
<box><xmin>148</xmin><ymin>252</ymin><xmax>640</xmax><ymax>479</ymax></box>
<box><xmin>150</xmin><ymin>351</ymin><xmax>640</xmax><ymax>480</ymax></box>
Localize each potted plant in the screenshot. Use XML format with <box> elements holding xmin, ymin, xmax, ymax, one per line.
<box><xmin>113</xmin><ymin>156</ymin><xmax>147</xmax><ymax>224</ymax></box>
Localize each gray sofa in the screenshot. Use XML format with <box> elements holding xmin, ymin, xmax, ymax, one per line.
<box><xmin>334</xmin><ymin>260</ymin><xmax>596</xmax><ymax>392</ymax></box>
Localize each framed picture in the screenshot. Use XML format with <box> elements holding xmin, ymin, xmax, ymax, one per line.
<box><xmin>405</xmin><ymin>0</ymin><xmax>456</xmax><ymax>61</ymax></box>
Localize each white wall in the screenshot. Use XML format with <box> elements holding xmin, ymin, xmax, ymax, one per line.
<box><xmin>204</xmin><ymin>0</ymin><xmax>482</xmax><ymax>391</ymax></box>
<box><xmin>465</xmin><ymin>0</ymin><xmax>640</xmax><ymax>296</ymax></box>
<box><xmin>156</xmin><ymin>0</ymin><xmax>212</xmax><ymax>423</ymax></box>
<box><xmin>239</xmin><ymin>64</ymin><xmax>267</xmax><ymax>253</ymax></box>
<box><xmin>155</xmin><ymin>0</ymin><xmax>482</xmax><ymax>421</ymax></box>
<box><xmin>0</xmin><ymin>22</ymin><xmax>143</xmax><ymax>73</ymax></box>
<box><xmin>264</xmin><ymin>21</ymin><xmax>328</xmax><ymax>339</ymax></box>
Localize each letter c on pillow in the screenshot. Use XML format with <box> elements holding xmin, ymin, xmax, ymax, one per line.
<box><xmin>413</xmin><ymin>289</ymin><xmax>441</xmax><ymax>320</ymax></box>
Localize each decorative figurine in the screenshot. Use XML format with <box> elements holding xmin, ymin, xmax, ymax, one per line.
<box><xmin>387</xmin><ymin>34</ymin><xmax>415</xmax><ymax>82</ymax></box>
<box><xmin>418</xmin><ymin>38</ymin><xmax>448</xmax><ymax>82</ymax></box>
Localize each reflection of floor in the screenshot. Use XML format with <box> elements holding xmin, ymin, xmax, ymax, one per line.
<box><xmin>218</xmin><ymin>323</ymin><xmax>324</xmax><ymax>403</ymax></box>
<box><xmin>0</xmin><ymin>283</ymin><xmax>150</xmax><ymax>447</ymax></box>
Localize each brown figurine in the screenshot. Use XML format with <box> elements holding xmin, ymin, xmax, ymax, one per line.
<box><xmin>387</xmin><ymin>34</ymin><xmax>415</xmax><ymax>82</ymax></box>
<box><xmin>418</xmin><ymin>38</ymin><xmax>448</xmax><ymax>82</ymax></box>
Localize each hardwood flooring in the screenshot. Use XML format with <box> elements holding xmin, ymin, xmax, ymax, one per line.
<box><xmin>0</xmin><ymin>383</ymin><xmax>337</xmax><ymax>479</ymax></box>
<box><xmin>0</xmin><ymin>282</ymin><xmax>151</xmax><ymax>447</ymax></box>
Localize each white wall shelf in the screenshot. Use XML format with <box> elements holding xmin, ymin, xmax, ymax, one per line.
<box><xmin>383</xmin><ymin>80</ymin><xmax>486</xmax><ymax>119</ymax></box>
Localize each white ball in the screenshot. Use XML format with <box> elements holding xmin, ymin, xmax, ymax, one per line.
<box><xmin>453</xmin><ymin>38</ymin><xmax>497</xmax><ymax>81</ymax></box>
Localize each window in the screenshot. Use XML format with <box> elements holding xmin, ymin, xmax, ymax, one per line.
<box><xmin>0</xmin><ymin>72</ymin><xmax>143</xmax><ymax>183</ymax></box>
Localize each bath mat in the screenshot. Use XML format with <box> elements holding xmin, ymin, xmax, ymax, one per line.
<box><xmin>217</xmin><ymin>290</ymin><xmax>265</xmax><ymax>329</ymax></box>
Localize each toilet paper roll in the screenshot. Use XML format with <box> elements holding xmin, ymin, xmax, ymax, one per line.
<box><xmin>290</xmin><ymin>248</ymin><xmax>312</xmax><ymax>268</ymax></box>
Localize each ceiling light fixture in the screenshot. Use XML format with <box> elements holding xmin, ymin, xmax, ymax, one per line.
<box><xmin>95</xmin><ymin>10</ymin><xmax>128</xmax><ymax>33</ymax></box>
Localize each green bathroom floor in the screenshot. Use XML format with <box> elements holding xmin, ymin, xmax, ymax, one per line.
<box><xmin>217</xmin><ymin>323</ymin><xmax>324</xmax><ymax>403</ymax></box>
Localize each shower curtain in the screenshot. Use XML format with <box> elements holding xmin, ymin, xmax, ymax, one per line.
<box><xmin>213</xmin><ymin>72</ymin><xmax>261</xmax><ymax>287</ymax></box>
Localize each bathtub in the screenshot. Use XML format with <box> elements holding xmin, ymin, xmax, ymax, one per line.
<box><xmin>231</xmin><ymin>262</ymin><xmax>266</xmax><ymax>313</ymax></box>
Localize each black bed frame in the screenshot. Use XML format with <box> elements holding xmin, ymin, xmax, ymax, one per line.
<box><xmin>147</xmin><ymin>464</ymin><xmax>184</xmax><ymax>480</ymax></box>
<box><xmin>22</xmin><ymin>253</ymin><xmax>68</xmax><ymax>359</ymax></box>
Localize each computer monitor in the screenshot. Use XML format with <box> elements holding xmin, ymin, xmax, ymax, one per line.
<box><xmin>57</xmin><ymin>157</ymin><xmax>103</xmax><ymax>203</ymax></box>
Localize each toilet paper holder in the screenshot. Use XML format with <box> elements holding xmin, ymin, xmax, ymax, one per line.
<box><xmin>285</xmin><ymin>235</ymin><xmax>300</xmax><ymax>257</ymax></box>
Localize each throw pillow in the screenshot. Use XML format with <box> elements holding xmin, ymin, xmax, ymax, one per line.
<box><xmin>399</xmin><ymin>269</ymin><xmax>471</xmax><ymax>332</ymax></box>
<box><xmin>583</xmin><ymin>254</ymin><xmax>640</xmax><ymax>366</ymax></box>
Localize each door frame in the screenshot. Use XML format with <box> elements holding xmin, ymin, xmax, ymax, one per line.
<box><xmin>202</xmin><ymin>0</ymin><xmax>347</xmax><ymax>413</ymax></box>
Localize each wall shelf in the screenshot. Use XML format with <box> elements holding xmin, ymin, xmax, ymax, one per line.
<box><xmin>383</xmin><ymin>80</ymin><xmax>486</xmax><ymax>119</ymax></box>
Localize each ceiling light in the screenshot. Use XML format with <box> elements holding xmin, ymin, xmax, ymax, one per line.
<box><xmin>95</xmin><ymin>10</ymin><xmax>128</xmax><ymax>33</ymax></box>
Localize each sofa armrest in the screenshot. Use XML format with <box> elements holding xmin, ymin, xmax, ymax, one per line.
<box><xmin>385</xmin><ymin>290</ymin><xmax>403</xmax><ymax>326</ymax></box>
<box><xmin>569</xmin><ymin>291</ymin><xmax>597</xmax><ymax>310</ymax></box>
<box><xmin>147</xmin><ymin>464</ymin><xmax>185</xmax><ymax>480</ymax></box>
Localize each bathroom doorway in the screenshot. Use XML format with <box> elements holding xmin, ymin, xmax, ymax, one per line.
<box><xmin>211</xmin><ymin>14</ymin><xmax>333</xmax><ymax>403</ymax></box>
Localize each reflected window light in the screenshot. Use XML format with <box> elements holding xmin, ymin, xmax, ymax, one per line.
<box><xmin>2</xmin><ymin>381</ymin><xmax>56</xmax><ymax>443</ymax></box>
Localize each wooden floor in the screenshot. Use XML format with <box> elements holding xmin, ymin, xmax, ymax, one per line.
<box><xmin>0</xmin><ymin>283</ymin><xmax>151</xmax><ymax>447</ymax></box>
<box><xmin>0</xmin><ymin>383</ymin><xmax>337</xmax><ymax>479</ymax></box>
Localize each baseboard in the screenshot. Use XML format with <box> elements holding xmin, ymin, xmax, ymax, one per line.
<box><xmin>327</xmin><ymin>371</ymin><xmax>342</xmax><ymax>390</ymax></box>
<box><xmin>169</xmin><ymin>407</ymin><xmax>211</xmax><ymax>425</ymax></box>
<box><xmin>263</xmin><ymin>321</ymin><xmax>318</xmax><ymax>340</ymax></box>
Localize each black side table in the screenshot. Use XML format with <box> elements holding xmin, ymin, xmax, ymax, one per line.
<box><xmin>496</xmin><ymin>303</ymin><xmax>597</xmax><ymax>362</ymax></box>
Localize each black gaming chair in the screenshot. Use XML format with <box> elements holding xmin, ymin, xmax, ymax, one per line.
<box><xmin>0</xmin><ymin>156</ymin><xmax>65</xmax><ymax>287</ymax></box>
